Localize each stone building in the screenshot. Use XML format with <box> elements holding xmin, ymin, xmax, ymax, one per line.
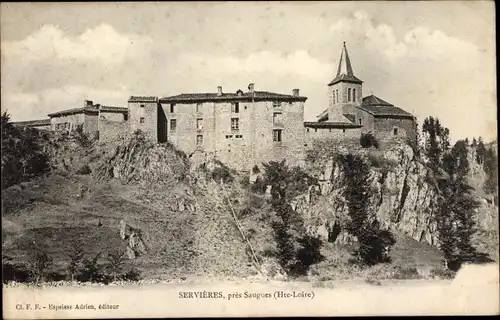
<box><xmin>48</xmin><ymin>100</ymin><xmax>129</xmax><ymax>140</ymax></box>
<box><xmin>128</xmin><ymin>84</ymin><xmax>307</xmax><ymax>170</ymax></box>
<box><xmin>307</xmin><ymin>42</ymin><xmax>416</xmax><ymax>146</ymax></box>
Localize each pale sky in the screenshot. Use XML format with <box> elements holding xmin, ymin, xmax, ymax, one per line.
<box><xmin>1</xmin><ymin>1</ymin><xmax>496</xmax><ymax>142</ymax></box>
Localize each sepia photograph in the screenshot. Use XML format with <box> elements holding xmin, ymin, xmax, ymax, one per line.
<box><xmin>1</xmin><ymin>1</ymin><xmax>498</xmax><ymax>318</ymax></box>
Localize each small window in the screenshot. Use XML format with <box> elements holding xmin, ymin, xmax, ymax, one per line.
<box><xmin>314</xmin><ymin>128</ymin><xmax>317</xmax><ymax>132</ymax></box>
<box><xmin>170</xmin><ymin>104</ymin><xmax>175</xmax><ymax>113</ymax></box>
<box><xmin>196</xmin><ymin>103</ymin><xmax>202</xmax><ymax>113</ymax></box>
<box><xmin>231</xmin><ymin>102</ymin><xmax>240</xmax><ymax>113</ymax></box>
<box><xmin>273</xmin><ymin>112</ymin><xmax>283</xmax><ymax>124</ymax></box>
<box><xmin>196</xmin><ymin>135</ymin><xmax>203</xmax><ymax>146</ymax></box>
<box><xmin>306</xmin><ymin>128</ymin><xmax>310</xmax><ymax>132</ymax></box>
<box><xmin>359</xmin><ymin>118</ymin><xmax>362</xmax><ymax>125</ymax></box>
<box><xmin>343</xmin><ymin>129</ymin><xmax>346</xmax><ymax>133</ymax></box>
<box><xmin>197</xmin><ymin>118</ymin><xmax>203</xmax><ymax>130</ymax></box>
<box><xmin>393</xmin><ymin>127</ymin><xmax>398</xmax><ymax>136</ymax></box>
<box><xmin>273</xmin><ymin>129</ymin><xmax>282</xmax><ymax>142</ymax></box>
<box><xmin>353</xmin><ymin>89</ymin><xmax>356</xmax><ymax>102</ymax></box>
<box><xmin>124</xmin><ymin>113</ymin><xmax>129</xmax><ymax>121</ymax></box>
<box><xmin>140</xmin><ymin>104</ymin><xmax>145</xmax><ymax>108</ymax></box>
<box><xmin>333</xmin><ymin>91</ymin><xmax>336</xmax><ymax>105</ymax></box>
<box><xmin>140</xmin><ymin>117</ymin><xmax>145</xmax><ymax>124</ymax></box>
<box><xmin>273</xmin><ymin>101</ymin><xmax>281</xmax><ymax>108</ymax></box>
<box><xmin>348</xmin><ymin>88</ymin><xmax>351</xmax><ymax>102</ymax></box>
<box><xmin>336</xmin><ymin>90</ymin><xmax>339</xmax><ymax>103</ymax></box>
<box><xmin>329</xmin><ymin>129</ymin><xmax>332</xmax><ymax>132</ymax></box>
<box><xmin>170</xmin><ymin>119</ymin><xmax>177</xmax><ymax>132</ymax></box>
<box><xmin>231</xmin><ymin>118</ymin><xmax>239</xmax><ymax>130</ymax></box>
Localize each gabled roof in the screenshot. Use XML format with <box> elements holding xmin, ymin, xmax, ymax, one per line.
<box><xmin>48</xmin><ymin>105</ymin><xmax>127</xmax><ymax>117</ymax></box>
<box><xmin>160</xmin><ymin>90</ymin><xmax>307</xmax><ymax>103</ymax></box>
<box><xmin>128</xmin><ymin>96</ymin><xmax>158</xmax><ymax>103</ymax></box>
<box><xmin>328</xmin><ymin>42</ymin><xmax>363</xmax><ymax>86</ymax></box>
<box><xmin>358</xmin><ymin>94</ymin><xmax>414</xmax><ymax>118</ymax></box>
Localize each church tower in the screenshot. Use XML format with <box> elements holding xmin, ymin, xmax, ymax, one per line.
<box><xmin>327</xmin><ymin>42</ymin><xmax>363</xmax><ymax>123</ymax></box>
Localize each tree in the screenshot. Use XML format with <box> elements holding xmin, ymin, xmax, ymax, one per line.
<box><xmin>436</xmin><ymin>140</ymin><xmax>484</xmax><ymax>270</ymax></box>
<box><xmin>262</xmin><ymin>160</ymin><xmax>323</xmax><ymax>277</ymax></box>
<box><xmin>27</xmin><ymin>248</ymin><xmax>53</xmax><ymax>283</ymax></box>
<box><xmin>338</xmin><ymin>153</ymin><xmax>395</xmax><ymax>265</ymax></box>
<box><xmin>476</xmin><ymin>137</ymin><xmax>486</xmax><ymax>165</ymax></box>
<box><xmin>422</xmin><ymin>117</ymin><xmax>450</xmax><ymax>171</ymax></box>
<box><xmin>483</xmin><ymin>147</ymin><xmax>498</xmax><ymax>196</ymax></box>
<box><xmin>66</xmin><ymin>245</ymin><xmax>85</xmax><ymax>281</ymax></box>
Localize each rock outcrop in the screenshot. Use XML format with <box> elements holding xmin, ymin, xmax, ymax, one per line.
<box><xmin>295</xmin><ymin>144</ymin><xmax>497</xmax><ymax>250</ymax></box>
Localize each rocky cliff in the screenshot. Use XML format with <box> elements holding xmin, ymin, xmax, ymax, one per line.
<box><xmin>293</xmin><ymin>144</ymin><xmax>498</xmax><ymax>258</ymax></box>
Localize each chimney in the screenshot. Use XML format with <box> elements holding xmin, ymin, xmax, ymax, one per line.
<box><xmin>292</xmin><ymin>89</ymin><xmax>300</xmax><ymax>97</ymax></box>
<box><xmin>248</xmin><ymin>83</ymin><xmax>255</xmax><ymax>93</ymax></box>
<box><xmin>217</xmin><ymin>86</ymin><xmax>223</xmax><ymax>96</ymax></box>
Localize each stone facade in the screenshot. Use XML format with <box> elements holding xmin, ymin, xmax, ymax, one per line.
<box><xmin>48</xmin><ymin>100</ymin><xmax>129</xmax><ymax>140</ymax></box>
<box><xmin>128</xmin><ymin>96</ymin><xmax>159</xmax><ymax>141</ymax></box>
<box><xmin>158</xmin><ymin>85</ymin><xmax>306</xmax><ymax>171</ymax></box>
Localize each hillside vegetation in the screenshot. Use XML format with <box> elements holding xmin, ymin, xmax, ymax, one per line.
<box><xmin>1</xmin><ymin>115</ymin><xmax>498</xmax><ymax>284</ymax></box>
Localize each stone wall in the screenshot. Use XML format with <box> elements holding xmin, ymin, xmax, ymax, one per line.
<box><xmin>304</xmin><ymin>127</ymin><xmax>361</xmax><ymax>144</ymax></box>
<box><xmin>50</xmin><ymin>113</ymin><xmax>85</xmax><ymax>132</ymax></box>
<box><xmin>357</xmin><ymin>109</ymin><xmax>416</xmax><ymax>146</ymax></box>
<box><xmin>129</xmin><ymin>101</ymin><xmax>158</xmax><ymax>140</ymax></box>
<box><xmin>99</xmin><ymin>119</ymin><xmax>130</xmax><ymax>142</ymax></box>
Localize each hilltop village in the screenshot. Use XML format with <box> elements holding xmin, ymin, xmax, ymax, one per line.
<box><xmin>13</xmin><ymin>43</ymin><xmax>417</xmax><ymax>171</ymax></box>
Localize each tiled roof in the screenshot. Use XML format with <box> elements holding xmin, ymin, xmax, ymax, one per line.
<box><xmin>359</xmin><ymin>95</ymin><xmax>414</xmax><ymax>118</ymax></box>
<box><xmin>160</xmin><ymin>90</ymin><xmax>307</xmax><ymax>103</ymax></box>
<box><xmin>48</xmin><ymin>105</ymin><xmax>127</xmax><ymax>117</ymax></box>
<box><xmin>328</xmin><ymin>74</ymin><xmax>363</xmax><ymax>86</ymax></box>
<box><xmin>128</xmin><ymin>96</ymin><xmax>158</xmax><ymax>103</ymax></box>
<box><xmin>12</xmin><ymin>119</ymin><xmax>51</xmax><ymax>127</ymax></box>
<box><xmin>304</xmin><ymin>121</ymin><xmax>362</xmax><ymax>129</ymax></box>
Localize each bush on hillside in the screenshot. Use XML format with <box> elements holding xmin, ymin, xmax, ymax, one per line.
<box><xmin>360</xmin><ymin>132</ymin><xmax>379</xmax><ymax>149</ymax></box>
<box><xmin>1</xmin><ymin>112</ymin><xmax>50</xmax><ymax>189</ymax></box>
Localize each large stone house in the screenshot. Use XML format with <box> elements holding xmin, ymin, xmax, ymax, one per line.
<box><xmin>305</xmin><ymin>42</ymin><xmax>416</xmax><ymax>146</ymax></box>
<box><xmin>128</xmin><ymin>84</ymin><xmax>307</xmax><ymax>170</ymax></box>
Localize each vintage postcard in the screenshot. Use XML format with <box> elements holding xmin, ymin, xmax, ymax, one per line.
<box><xmin>1</xmin><ymin>1</ymin><xmax>498</xmax><ymax>318</ymax></box>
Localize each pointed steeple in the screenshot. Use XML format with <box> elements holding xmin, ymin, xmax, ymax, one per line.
<box><xmin>336</xmin><ymin>42</ymin><xmax>354</xmax><ymax>77</ymax></box>
<box><xmin>328</xmin><ymin>42</ymin><xmax>363</xmax><ymax>86</ymax></box>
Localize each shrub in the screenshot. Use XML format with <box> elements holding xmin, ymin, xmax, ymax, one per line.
<box><xmin>27</xmin><ymin>248</ymin><xmax>53</xmax><ymax>283</ymax></box>
<box><xmin>360</xmin><ymin>132</ymin><xmax>379</xmax><ymax>149</ymax></box>
<box><xmin>74</xmin><ymin>124</ymin><xmax>92</xmax><ymax>148</ymax></box>
<box><xmin>240</xmin><ymin>176</ymin><xmax>250</xmax><ymax>188</ymax></box>
<box><xmin>212</xmin><ymin>166</ymin><xmax>234</xmax><ymax>184</ymax></box>
<box><xmin>252</xmin><ymin>165</ymin><xmax>261</xmax><ymax>174</ymax></box>
<box><xmin>66</xmin><ymin>245</ymin><xmax>85</xmax><ymax>281</ymax></box>
<box><xmin>77</xmin><ymin>252</ymin><xmax>106</xmax><ymax>283</ymax></box>
<box><xmin>106</xmin><ymin>250</ymin><xmax>126</xmax><ymax>282</ymax></box>
<box><xmin>392</xmin><ymin>266</ymin><xmax>421</xmax><ymax>280</ymax></box>
<box><xmin>76</xmin><ymin>164</ymin><xmax>92</xmax><ymax>175</ymax></box>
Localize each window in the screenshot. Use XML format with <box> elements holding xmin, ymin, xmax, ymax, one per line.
<box><xmin>196</xmin><ymin>103</ymin><xmax>202</xmax><ymax>113</ymax></box>
<box><xmin>231</xmin><ymin>118</ymin><xmax>239</xmax><ymax>130</ymax></box>
<box><xmin>273</xmin><ymin>112</ymin><xmax>283</xmax><ymax>124</ymax></box>
<box><xmin>353</xmin><ymin>89</ymin><xmax>356</xmax><ymax>102</ymax></box>
<box><xmin>393</xmin><ymin>127</ymin><xmax>399</xmax><ymax>136</ymax></box>
<box><xmin>273</xmin><ymin>129</ymin><xmax>282</xmax><ymax>142</ymax></box>
<box><xmin>124</xmin><ymin>113</ymin><xmax>129</xmax><ymax>121</ymax></box>
<box><xmin>314</xmin><ymin>128</ymin><xmax>317</xmax><ymax>132</ymax></box>
<box><xmin>333</xmin><ymin>91</ymin><xmax>336</xmax><ymax>104</ymax></box>
<box><xmin>306</xmin><ymin>128</ymin><xmax>310</xmax><ymax>132</ymax></box>
<box><xmin>196</xmin><ymin>135</ymin><xmax>203</xmax><ymax>146</ymax></box>
<box><xmin>235</xmin><ymin>134</ymin><xmax>243</xmax><ymax>139</ymax></box>
<box><xmin>348</xmin><ymin>88</ymin><xmax>351</xmax><ymax>102</ymax></box>
<box><xmin>140</xmin><ymin>117</ymin><xmax>145</xmax><ymax>124</ymax></box>
<box><xmin>336</xmin><ymin>90</ymin><xmax>339</xmax><ymax>103</ymax></box>
<box><xmin>342</xmin><ymin>129</ymin><xmax>346</xmax><ymax>133</ymax></box>
<box><xmin>170</xmin><ymin>119</ymin><xmax>177</xmax><ymax>132</ymax></box>
<box><xmin>170</xmin><ymin>104</ymin><xmax>175</xmax><ymax>113</ymax></box>
<box><xmin>140</xmin><ymin>104</ymin><xmax>145</xmax><ymax>108</ymax></box>
<box><xmin>197</xmin><ymin>118</ymin><xmax>203</xmax><ymax>130</ymax></box>
<box><xmin>358</xmin><ymin>118</ymin><xmax>362</xmax><ymax>125</ymax></box>
<box><xmin>273</xmin><ymin>101</ymin><xmax>281</xmax><ymax>108</ymax></box>
<box><xmin>231</xmin><ymin>102</ymin><xmax>240</xmax><ymax>113</ymax></box>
